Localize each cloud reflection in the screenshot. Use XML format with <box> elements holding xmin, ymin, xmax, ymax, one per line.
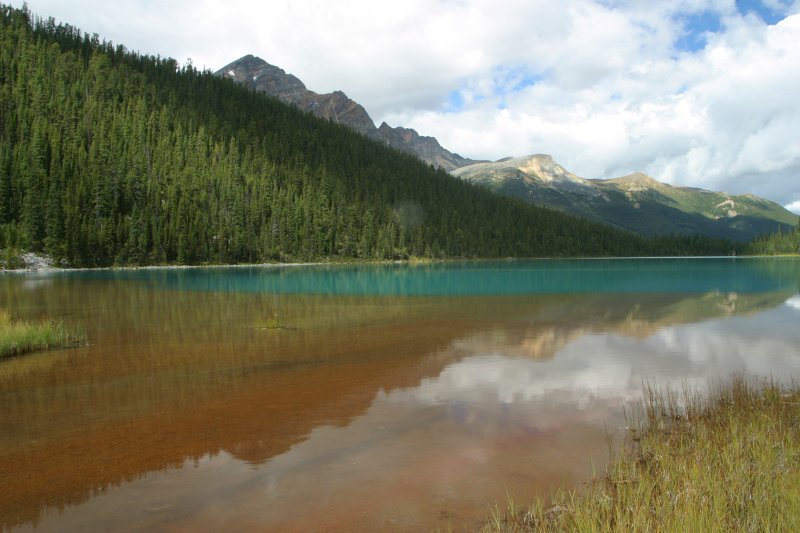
<box><xmin>387</xmin><ymin>294</ymin><xmax>800</xmax><ymax>412</ymax></box>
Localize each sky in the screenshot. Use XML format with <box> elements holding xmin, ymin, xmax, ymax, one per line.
<box><xmin>10</xmin><ymin>0</ymin><xmax>800</xmax><ymax>212</ymax></box>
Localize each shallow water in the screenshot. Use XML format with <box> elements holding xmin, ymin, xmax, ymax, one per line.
<box><xmin>1</xmin><ymin>258</ymin><xmax>799</xmax><ymax>531</ymax></box>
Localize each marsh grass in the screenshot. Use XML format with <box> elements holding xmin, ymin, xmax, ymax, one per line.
<box><xmin>485</xmin><ymin>376</ymin><xmax>800</xmax><ymax>532</ymax></box>
<box><xmin>0</xmin><ymin>309</ymin><xmax>86</xmax><ymax>358</ymax></box>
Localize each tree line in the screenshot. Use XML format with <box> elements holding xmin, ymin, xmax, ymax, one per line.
<box><xmin>0</xmin><ymin>5</ymin><xmax>741</xmax><ymax>267</ymax></box>
<box><xmin>747</xmin><ymin>219</ymin><xmax>800</xmax><ymax>255</ymax></box>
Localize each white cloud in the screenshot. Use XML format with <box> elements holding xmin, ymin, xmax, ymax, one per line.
<box><xmin>786</xmin><ymin>200</ymin><xmax>800</xmax><ymax>214</ymax></box>
<box><xmin>392</xmin><ymin>6</ymin><xmax>800</xmax><ymax>203</ymax></box>
<box><xmin>9</xmin><ymin>0</ymin><xmax>800</xmax><ymax>205</ymax></box>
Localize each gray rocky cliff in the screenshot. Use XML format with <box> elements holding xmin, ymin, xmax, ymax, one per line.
<box><xmin>217</xmin><ymin>55</ymin><xmax>478</xmax><ymax>171</ymax></box>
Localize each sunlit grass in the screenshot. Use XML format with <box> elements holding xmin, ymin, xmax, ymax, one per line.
<box><xmin>0</xmin><ymin>309</ymin><xmax>86</xmax><ymax>358</ymax></box>
<box><xmin>485</xmin><ymin>376</ymin><xmax>800</xmax><ymax>532</ymax></box>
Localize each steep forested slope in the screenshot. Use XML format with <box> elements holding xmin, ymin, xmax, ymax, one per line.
<box><xmin>748</xmin><ymin>222</ymin><xmax>800</xmax><ymax>255</ymax></box>
<box><xmin>0</xmin><ymin>6</ymin><xmax>737</xmax><ymax>267</ymax></box>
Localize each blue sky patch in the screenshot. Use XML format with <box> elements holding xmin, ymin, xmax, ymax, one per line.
<box><xmin>674</xmin><ymin>10</ymin><xmax>723</xmax><ymax>52</ymax></box>
<box><xmin>736</xmin><ymin>0</ymin><xmax>794</xmax><ymax>25</ymax></box>
<box><xmin>446</xmin><ymin>90</ymin><xmax>465</xmax><ymax>113</ymax></box>
<box><xmin>511</xmin><ymin>73</ymin><xmax>543</xmax><ymax>93</ymax></box>
<box><xmin>492</xmin><ymin>66</ymin><xmax>544</xmax><ymax>96</ymax></box>
<box><xmin>445</xmin><ymin>66</ymin><xmax>543</xmax><ymax>112</ymax></box>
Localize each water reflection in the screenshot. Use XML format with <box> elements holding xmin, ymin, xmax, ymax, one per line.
<box><xmin>1</xmin><ymin>261</ymin><xmax>799</xmax><ymax>531</ymax></box>
<box><xmin>413</xmin><ymin>295</ymin><xmax>800</xmax><ymax>411</ymax></box>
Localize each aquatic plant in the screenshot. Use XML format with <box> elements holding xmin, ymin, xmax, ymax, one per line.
<box><xmin>0</xmin><ymin>309</ymin><xmax>86</xmax><ymax>358</ymax></box>
<box><xmin>486</xmin><ymin>376</ymin><xmax>800</xmax><ymax>531</ymax></box>
<box><xmin>253</xmin><ymin>314</ymin><xmax>294</xmax><ymax>331</ymax></box>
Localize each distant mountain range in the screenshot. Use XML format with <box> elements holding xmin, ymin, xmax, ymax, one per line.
<box><xmin>452</xmin><ymin>155</ymin><xmax>798</xmax><ymax>241</ymax></box>
<box><xmin>217</xmin><ymin>56</ymin><xmax>797</xmax><ymax>241</ymax></box>
<box><xmin>216</xmin><ymin>55</ymin><xmax>477</xmax><ymax>171</ymax></box>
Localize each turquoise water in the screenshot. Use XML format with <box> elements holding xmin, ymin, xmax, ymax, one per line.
<box><xmin>51</xmin><ymin>257</ymin><xmax>800</xmax><ymax>296</ymax></box>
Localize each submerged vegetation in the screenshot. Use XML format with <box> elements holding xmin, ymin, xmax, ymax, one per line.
<box><xmin>0</xmin><ymin>309</ymin><xmax>85</xmax><ymax>358</ymax></box>
<box><xmin>486</xmin><ymin>377</ymin><xmax>800</xmax><ymax>532</ymax></box>
<box><xmin>252</xmin><ymin>314</ymin><xmax>295</xmax><ymax>331</ymax></box>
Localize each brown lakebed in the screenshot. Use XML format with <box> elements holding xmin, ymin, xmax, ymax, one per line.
<box><xmin>1</xmin><ymin>259</ymin><xmax>799</xmax><ymax>531</ymax></box>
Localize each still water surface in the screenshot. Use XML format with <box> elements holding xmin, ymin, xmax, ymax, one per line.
<box><xmin>1</xmin><ymin>258</ymin><xmax>799</xmax><ymax>531</ymax></box>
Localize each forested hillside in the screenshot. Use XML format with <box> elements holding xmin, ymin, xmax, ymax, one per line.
<box><xmin>0</xmin><ymin>5</ymin><xmax>738</xmax><ymax>267</ymax></box>
<box><xmin>748</xmin><ymin>221</ymin><xmax>800</xmax><ymax>255</ymax></box>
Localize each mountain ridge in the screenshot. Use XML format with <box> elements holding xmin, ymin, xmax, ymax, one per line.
<box><xmin>216</xmin><ymin>55</ymin><xmax>477</xmax><ymax>171</ymax></box>
<box><xmin>218</xmin><ymin>55</ymin><xmax>794</xmax><ymax>242</ymax></box>
<box><xmin>453</xmin><ymin>155</ymin><xmax>798</xmax><ymax>241</ymax></box>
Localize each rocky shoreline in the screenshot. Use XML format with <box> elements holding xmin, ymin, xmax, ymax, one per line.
<box><xmin>0</xmin><ymin>252</ymin><xmax>344</xmax><ymax>273</ymax></box>
<box><xmin>1</xmin><ymin>252</ymin><xmax>57</xmax><ymax>272</ymax></box>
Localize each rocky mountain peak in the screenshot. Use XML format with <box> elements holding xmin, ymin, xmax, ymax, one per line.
<box><xmin>604</xmin><ymin>172</ymin><xmax>664</xmax><ymax>192</ymax></box>
<box><xmin>222</xmin><ymin>55</ymin><xmax>307</xmax><ymax>97</ymax></box>
<box><xmin>516</xmin><ymin>154</ymin><xmax>588</xmax><ymax>186</ymax></box>
<box><xmin>217</xmin><ymin>56</ymin><xmax>376</xmax><ymax>137</ymax></box>
<box><xmin>216</xmin><ymin>55</ymin><xmax>478</xmax><ymax>171</ymax></box>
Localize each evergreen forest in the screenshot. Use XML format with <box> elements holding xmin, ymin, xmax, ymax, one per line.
<box><xmin>0</xmin><ymin>5</ymin><xmax>741</xmax><ymax>267</ymax></box>
<box><xmin>747</xmin><ymin>220</ymin><xmax>800</xmax><ymax>255</ymax></box>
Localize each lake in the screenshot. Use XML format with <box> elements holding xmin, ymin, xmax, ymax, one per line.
<box><xmin>1</xmin><ymin>258</ymin><xmax>799</xmax><ymax>531</ymax></box>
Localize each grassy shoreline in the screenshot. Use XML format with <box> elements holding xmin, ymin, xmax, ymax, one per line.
<box><xmin>0</xmin><ymin>310</ymin><xmax>86</xmax><ymax>359</ymax></box>
<box><xmin>486</xmin><ymin>376</ymin><xmax>800</xmax><ymax>532</ymax></box>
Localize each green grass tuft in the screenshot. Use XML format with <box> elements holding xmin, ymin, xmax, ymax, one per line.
<box><xmin>0</xmin><ymin>309</ymin><xmax>86</xmax><ymax>358</ymax></box>
<box><xmin>485</xmin><ymin>376</ymin><xmax>800</xmax><ymax>532</ymax></box>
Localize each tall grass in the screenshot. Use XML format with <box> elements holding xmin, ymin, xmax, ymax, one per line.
<box><xmin>0</xmin><ymin>309</ymin><xmax>86</xmax><ymax>358</ymax></box>
<box><xmin>485</xmin><ymin>376</ymin><xmax>800</xmax><ymax>532</ymax></box>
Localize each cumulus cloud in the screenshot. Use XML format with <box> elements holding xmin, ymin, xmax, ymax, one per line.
<box><xmin>390</xmin><ymin>3</ymin><xmax>800</xmax><ymax>203</ymax></box>
<box><xmin>786</xmin><ymin>200</ymin><xmax>800</xmax><ymax>214</ymax></box>
<box><xmin>11</xmin><ymin>0</ymin><xmax>800</xmax><ymax>205</ymax></box>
